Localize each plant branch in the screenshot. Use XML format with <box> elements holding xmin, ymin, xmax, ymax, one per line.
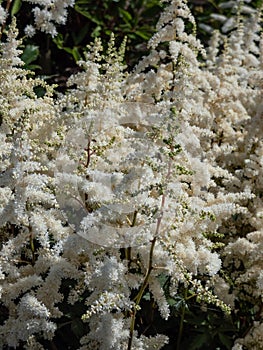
<box><xmin>127</xmin><ymin>159</ymin><xmax>172</xmax><ymax>350</ymax></box>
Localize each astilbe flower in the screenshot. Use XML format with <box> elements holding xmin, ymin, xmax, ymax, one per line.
<box><xmin>0</xmin><ymin>5</ymin><xmax>6</xmax><ymax>26</ymax></box>
<box><xmin>0</xmin><ymin>1</ymin><xmax>262</xmax><ymax>349</ymax></box>
<box><xmin>196</xmin><ymin>7</ymin><xmax>263</xmax><ymax>348</ymax></box>
<box><xmin>54</xmin><ymin>1</ymin><xmax>240</xmax><ymax>348</ymax></box>
<box><xmin>0</xmin><ymin>20</ymin><xmax>84</xmax><ymax>348</ymax></box>
<box><xmin>0</xmin><ymin>0</ymin><xmax>75</xmax><ymax>37</ymax></box>
<box><xmin>199</xmin><ymin>0</ymin><xmax>257</xmax><ymax>35</ymax></box>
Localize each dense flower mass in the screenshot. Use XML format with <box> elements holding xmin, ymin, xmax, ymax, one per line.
<box><xmin>0</xmin><ymin>0</ymin><xmax>75</xmax><ymax>37</ymax></box>
<box><xmin>0</xmin><ymin>0</ymin><xmax>262</xmax><ymax>349</ymax></box>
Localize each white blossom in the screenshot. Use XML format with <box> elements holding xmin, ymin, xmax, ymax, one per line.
<box><xmin>0</xmin><ymin>1</ymin><xmax>262</xmax><ymax>348</ymax></box>
<box><xmin>0</xmin><ymin>5</ymin><xmax>6</xmax><ymax>25</ymax></box>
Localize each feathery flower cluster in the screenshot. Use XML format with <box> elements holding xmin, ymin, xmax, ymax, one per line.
<box><xmin>0</xmin><ymin>0</ymin><xmax>262</xmax><ymax>348</ymax></box>
<box><xmin>0</xmin><ymin>0</ymin><xmax>74</xmax><ymax>37</ymax></box>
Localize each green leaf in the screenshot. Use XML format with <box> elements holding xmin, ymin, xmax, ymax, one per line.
<box><xmin>157</xmin><ymin>273</ymin><xmax>168</xmax><ymax>287</ymax></box>
<box><xmin>168</xmin><ymin>296</ymin><xmax>186</xmax><ymax>310</ymax></box>
<box><xmin>11</xmin><ymin>0</ymin><xmax>22</xmax><ymax>16</ymax></box>
<box><xmin>105</xmin><ymin>29</ymin><xmax>113</xmax><ymax>36</ymax></box>
<box><xmin>26</xmin><ymin>64</ymin><xmax>42</xmax><ymax>70</ymax></box>
<box><xmin>119</xmin><ymin>24</ymin><xmax>133</xmax><ymax>32</ymax></box>
<box><xmin>74</xmin><ymin>5</ymin><xmax>102</xmax><ymax>25</ymax></box>
<box><xmin>135</xmin><ymin>30</ymin><xmax>151</xmax><ymax>40</ymax></box>
<box><xmin>142</xmin><ymin>292</ymin><xmax>151</xmax><ymax>301</ymax></box>
<box><xmin>21</xmin><ymin>45</ymin><xmax>39</xmax><ymax>65</ymax></box>
<box><xmin>127</xmin><ymin>33</ymin><xmax>137</xmax><ymax>40</ymax></box>
<box><xmin>53</xmin><ymin>34</ymin><xmax>64</xmax><ymax>50</ymax></box>
<box><xmin>91</xmin><ymin>25</ymin><xmax>102</xmax><ymax>38</ymax></box>
<box><xmin>72</xmin><ymin>47</ymin><xmax>81</xmax><ymax>62</ymax></box>
<box><xmin>118</xmin><ymin>8</ymin><xmax>133</xmax><ymax>23</ymax></box>
<box><xmin>63</xmin><ymin>47</ymin><xmax>73</xmax><ymax>54</ymax></box>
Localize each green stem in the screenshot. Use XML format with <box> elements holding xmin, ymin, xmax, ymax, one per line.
<box><xmin>176</xmin><ymin>290</ymin><xmax>187</xmax><ymax>350</ymax></box>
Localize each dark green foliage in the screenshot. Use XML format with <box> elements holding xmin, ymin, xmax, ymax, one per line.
<box><xmin>137</xmin><ymin>281</ymin><xmax>237</xmax><ymax>350</ymax></box>
<box><xmin>56</xmin><ymin>0</ymin><xmax>163</xmax><ymax>68</ymax></box>
<box><xmin>9</xmin><ymin>0</ymin><xmax>262</xmax><ymax>79</ymax></box>
<box><xmin>21</xmin><ymin>44</ymin><xmax>41</xmax><ymax>70</ymax></box>
<box><xmin>41</xmin><ymin>278</ymin><xmax>90</xmax><ymax>349</ymax></box>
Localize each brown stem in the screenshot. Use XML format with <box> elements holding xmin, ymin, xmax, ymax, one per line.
<box><xmin>29</xmin><ymin>227</ymin><xmax>36</xmax><ymax>266</ymax></box>
<box><xmin>128</xmin><ymin>237</ymin><xmax>156</xmax><ymax>350</ymax></box>
<box><xmin>128</xmin><ymin>160</ymin><xmax>172</xmax><ymax>349</ymax></box>
<box><xmin>126</xmin><ymin>211</ymin><xmax>138</xmax><ymax>268</ymax></box>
